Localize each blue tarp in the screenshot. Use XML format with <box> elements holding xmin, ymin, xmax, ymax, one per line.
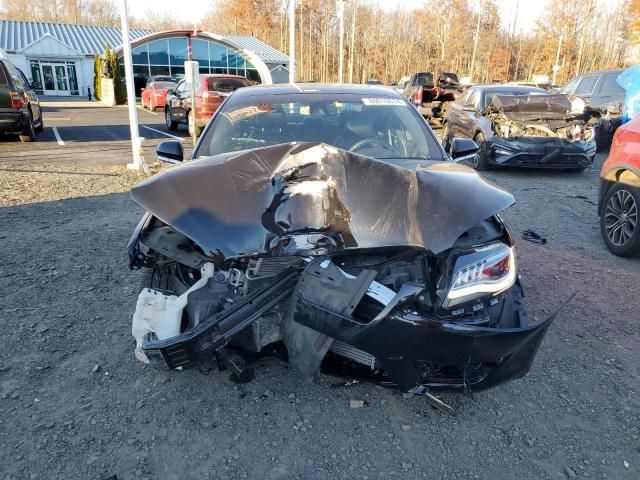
<box><xmin>617</xmin><ymin>65</ymin><xmax>640</xmax><ymax>122</ymax></box>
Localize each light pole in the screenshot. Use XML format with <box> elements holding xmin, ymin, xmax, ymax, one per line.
<box><xmin>552</xmin><ymin>33</ymin><xmax>563</xmax><ymax>85</ymax></box>
<box><xmin>289</xmin><ymin>0</ymin><xmax>296</xmax><ymax>83</ymax></box>
<box><xmin>337</xmin><ymin>0</ymin><xmax>345</xmax><ymax>84</ymax></box>
<box><xmin>119</xmin><ymin>0</ymin><xmax>145</xmax><ymax>171</ymax></box>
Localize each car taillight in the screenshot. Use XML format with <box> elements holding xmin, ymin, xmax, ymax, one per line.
<box><xmin>10</xmin><ymin>91</ymin><xmax>25</xmax><ymax>108</ymax></box>
<box><xmin>443</xmin><ymin>242</ymin><xmax>516</xmax><ymax>308</ymax></box>
<box><xmin>202</xmin><ymin>91</ymin><xmax>220</xmax><ymax>104</ymax></box>
<box><xmin>415</xmin><ymin>86</ymin><xmax>423</xmax><ymax>103</ymax></box>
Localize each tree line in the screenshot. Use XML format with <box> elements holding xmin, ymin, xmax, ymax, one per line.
<box><xmin>2</xmin><ymin>0</ymin><xmax>639</xmax><ymax>86</ymax></box>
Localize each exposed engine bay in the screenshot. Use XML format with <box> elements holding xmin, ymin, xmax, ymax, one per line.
<box><xmin>128</xmin><ymin>142</ymin><xmax>562</xmax><ymax>394</ymax></box>
<box><xmin>486</xmin><ymin>94</ymin><xmax>597</xmax><ymax>142</ymax></box>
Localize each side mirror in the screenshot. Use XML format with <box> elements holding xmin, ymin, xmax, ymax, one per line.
<box><xmin>156</xmin><ymin>140</ymin><xmax>184</xmax><ymax>164</ymax></box>
<box><xmin>462</xmin><ymin>104</ymin><xmax>477</xmax><ymax>112</ymax></box>
<box><xmin>450</xmin><ymin>137</ymin><xmax>479</xmax><ymax>162</ymax></box>
<box><xmin>31</xmin><ymin>81</ymin><xmax>41</xmax><ymax>89</ymax></box>
<box><xmin>167</xmin><ymin>89</ymin><xmax>175</xmax><ymax>96</ymax></box>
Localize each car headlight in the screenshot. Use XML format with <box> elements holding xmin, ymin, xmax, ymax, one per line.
<box><xmin>443</xmin><ymin>242</ymin><xmax>516</xmax><ymax>308</ymax></box>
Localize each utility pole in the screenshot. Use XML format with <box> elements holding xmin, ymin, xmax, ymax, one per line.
<box><xmin>337</xmin><ymin>0</ymin><xmax>345</xmax><ymax>83</ymax></box>
<box><xmin>289</xmin><ymin>0</ymin><xmax>295</xmax><ymax>83</ymax></box>
<box><xmin>552</xmin><ymin>33</ymin><xmax>563</xmax><ymax>85</ymax></box>
<box><xmin>119</xmin><ymin>0</ymin><xmax>145</xmax><ymax>171</ymax></box>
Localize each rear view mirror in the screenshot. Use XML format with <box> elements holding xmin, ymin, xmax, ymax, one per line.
<box><xmin>450</xmin><ymin>138</ymin><xmax>479</xmax><ymax>162</ymax></box>
<box><xmin>156</xmin><ymin>140</ymin><xmax>184</xmax><ymax>164</ymax></box>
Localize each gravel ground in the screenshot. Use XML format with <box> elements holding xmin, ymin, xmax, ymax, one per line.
<box><xmin>1</xmin><ymin>100</ymin><xmax>639</xmax><ymax>480</ymax></box>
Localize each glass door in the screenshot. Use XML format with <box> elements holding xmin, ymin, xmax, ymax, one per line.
<box><xmin>54</xmin><ymin>64</ymin><xmax>70</xmax><ymax>95</ymax></box>
<box><xmin>41</xmin><ymin>64</ymin><xmax>56</xmax><ymax>95</ymax></box>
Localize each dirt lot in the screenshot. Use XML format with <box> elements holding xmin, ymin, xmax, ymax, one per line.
<box><xmin>1</xmin><ymin>100</ymin><xmax>639</xmax><ymax>480</ymax></box>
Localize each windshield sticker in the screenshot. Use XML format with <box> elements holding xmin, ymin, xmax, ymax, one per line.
<box><xmin>222</xmin><ymin>104</ymin><xmax>275</xmax><ymax>123</ymax></box>
<box><xmin>362</xmin><ymin>98</ymin><xmax>407</xmax><ymax>106</ymax></box>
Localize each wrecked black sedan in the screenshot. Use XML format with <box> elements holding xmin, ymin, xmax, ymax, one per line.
<box><xmin>443</xmin><ymin>84</ymin><xmax>597</xmax><ymax>171</ymax></box>
<box><xmin>128</xmin><ymin>84</ymin><xmax>561</xmax><ymax>395</ymax></box>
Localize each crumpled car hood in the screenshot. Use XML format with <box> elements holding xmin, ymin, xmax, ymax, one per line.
<box><xmin>131</xmin><ymin>142</ymin><xmax>514</xmax><ymax>259</ymax></box>
<box><xmin>489</xmin><ymin>94</ymin><xmax>573</xmax><ymax>122</ymax></box>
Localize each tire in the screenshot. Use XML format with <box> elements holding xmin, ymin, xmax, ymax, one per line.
<box><xmin>600</xmin><ymin>183</ymin><xmax>640</xmax><ymax>257</ymax></box>
<box><xmin>188</xmin><ymin>110</ymin><xmax>202</xmax><ymax>137</ymax></box>
<box><xmin>18</xmin><ymin>112</ymin><xmax>35</xmax><ymax>143</ymax></box>
<box><xmin>441</xmin><ymin>122</ymin><xmax>452</xmax><ymax>154</ymax></box>
<box><xmin>472</xmin><ymin>132</ymin><xmax>490</xmax><ymax>171</ymax></box>
<box><xmin>35</xmin><ymin>114</ymin><xmax>44</xmax><ymax>133</ymax></box>
<box><xmin>165</xmin><ymin>107</ymin><xmax>178</xmax><ymax>131</ymax></box>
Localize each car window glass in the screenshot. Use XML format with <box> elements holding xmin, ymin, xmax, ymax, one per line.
<box><xmin>467</xmin><ymin>90</ymin><xmax>480</xmax><ymax>109</ymax></box>
<box><xmin>207</xmin><ymin>78</ymin><xmax>248</xmax><ymax>92</ymax></box>
<box><xmin>599</xmin><ymin>73</ymin><xmax>625</xmax><ymax>96</ymax></box>
<box><xmin>560</xmin><ymin>77</ymin><xmax>581</xmax><ymax>94</ymax></box>
<box><xmin>17</xmin><ymin>69</ymin><xmax>30</xmax><ymax>88</ymax></box>
<box><xmin>575</xmin><ymin>75</ymin><xmax>597</xmax><ymax>95</ymax></box>
<box><xmin>0</xmin><ymin>64</ymin><xmax>9</xmax><ymax>85</ymax></box>
<box><xmin>456</xmin><ymin>89</ymin><xmax>472</xmax><ymax>105</ymax></box>
<box><xmin>4</xmin><ymin>62</ymin><xmax>24</xmax><ymax>88</ymax></box>
<box><xmin>198</xmin><ymin>94</ymin><xmax>444</xmax><ymax>163</ymax></box>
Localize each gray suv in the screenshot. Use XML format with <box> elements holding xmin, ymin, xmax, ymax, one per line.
<box><xmin>558</xmin><ymin>69</ymin><xmax>626</xmax><ymax>150</ymax></box>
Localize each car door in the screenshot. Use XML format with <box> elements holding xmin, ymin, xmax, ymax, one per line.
<box><xmin>456</xmin><ymin>88</ymin><xmax>481</xmax><ymax>138</ymax></box>
<box><xmin>446</xmin><ymin>89</ymin><xmax>472</xmax><ymax>137</ymax></box>
<box><xmin>171</xmin><ymin>80</ymin><xmax>188</xmax><ymax>121</ymax></box>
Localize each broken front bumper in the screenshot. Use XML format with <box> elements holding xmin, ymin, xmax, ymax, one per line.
<box><xmin>486</xmin><ymin>137</ymin><xmax>596</xmax><ymax>169</ymax></box>
<box><xmin>291</xmin><ymin>260</ymin><xmax>557</xmax><ymax>392</ymax></box>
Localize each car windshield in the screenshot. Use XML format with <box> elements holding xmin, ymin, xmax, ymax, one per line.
<box><xmin>197</xmin><ymin>93</ymin><xmax>444</xmax><ymax>162</ymax></box>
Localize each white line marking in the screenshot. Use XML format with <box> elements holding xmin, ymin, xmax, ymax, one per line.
<box><xmin>137</xmin><ymin>106</ymin><xmax>158</xmax><ymax>116</ymax></box>
<box><xmin>52</xmin><ymin>127</ymin><xmax>65</xmax><ymax>145</ymax></box>
<box><xmin>141</xmin><ymin>125</ymin><xmax>184</xmax><ymax>142</ymax></box>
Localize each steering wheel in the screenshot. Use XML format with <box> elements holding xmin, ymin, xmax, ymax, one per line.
<box><xmin>349</xmin><ymin>138</ymin><xmax>400</xmax><ymax>156</ymax></box>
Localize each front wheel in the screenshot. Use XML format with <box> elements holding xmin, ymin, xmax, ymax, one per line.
<box><xmin>600</xmin><ymin>183</ymin><xmax>640</xmax><ymax>257</ymax></box>
<box><xmin>472</xmin><ymin>132</ymin><xmax>490</xmax><ymax>171</ymax></box>
<box><xmin>165</xmin><ymin>108</ymin><xmax>178</xmax><ymax>131</ymax></box>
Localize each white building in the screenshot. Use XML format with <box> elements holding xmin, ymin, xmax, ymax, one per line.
<box><xmin>0</xmin><ymin>20</ymin><xmax>290</xmax><ymax>97</ymax></box>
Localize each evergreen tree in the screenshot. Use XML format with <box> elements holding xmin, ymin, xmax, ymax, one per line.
<box><xmin>111</xmin><ymin>53</ymin><xmax>126</xmax><ymax>105</ymax></box>
<box><xmin>93</xmin><ymin>55</ymin><xmax>102</xmax><ymax>100</ymax></box>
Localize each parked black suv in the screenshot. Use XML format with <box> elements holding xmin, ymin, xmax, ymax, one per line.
<box><xmin>557</xmin><ymin>69</ymin><xmax>625</xmax><ymax>150</ymax></box>
<box><xmin>0</xmin><ymin>58</ymin><xmax>43</xmax><ymax>142</ymax></box>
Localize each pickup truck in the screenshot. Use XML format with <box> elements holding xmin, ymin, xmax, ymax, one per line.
<box><xmin>403</xmin><ymin>71</ymin><xmax>462</xmax><ymax>127</ymax></box>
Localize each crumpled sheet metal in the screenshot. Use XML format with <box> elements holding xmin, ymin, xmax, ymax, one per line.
<box><xmin>131</xmin><ymin>142</ymin><xmax>514</xmax><ymax>260</ymax></box>
<box><xmin>617</xmin><ymin>65</ymin><xmax>640</xmax><ymax>122</ymax></box>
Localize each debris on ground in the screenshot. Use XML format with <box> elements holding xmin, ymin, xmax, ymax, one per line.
<box><xmin>523</xmin><ymin>229</ymin><xmax>547</xmax><ymax>244</ymax></box>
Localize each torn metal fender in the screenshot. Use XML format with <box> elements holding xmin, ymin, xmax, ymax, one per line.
<box><xmin>130</xmin><ymin>142</ymin><xmax>514</xmax><ymax>260</ymax></box>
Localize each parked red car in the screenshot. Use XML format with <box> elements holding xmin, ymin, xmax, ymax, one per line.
<box><xmin>599</xmin><ymin>114</ymin><xmax>640</xmax><ymax>257</ymax></box>
<box><xmin>164</xmin><ymin>74</ymin><xmax>250</xmax><ymax>137</ymax></box>
<box><xmin>141</xmin><ymin>79</ymin><xmax>177</xmax><ymax>111</ymax></box>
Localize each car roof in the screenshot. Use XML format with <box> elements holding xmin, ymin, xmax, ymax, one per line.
<box><xmin>575</xmin><ymin>69</ymin><xmax>624</xmax><ymax>76</ymax></box>
<box><xmin>473</xmin><ymin>84</ymin><xmax>546</xmax><ymax>92</ymax></box>
<box><xmin>232</xmin><ymin>83</ymin><xmax>405</xmax><ymax>98</ymax></box>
